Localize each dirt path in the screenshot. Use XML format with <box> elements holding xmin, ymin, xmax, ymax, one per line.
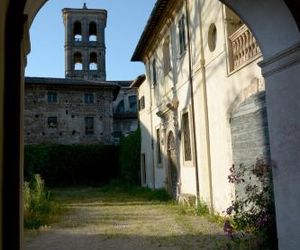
<box><xmin>25</xmin><ymin>188</ymin><xmax>229</xmax><ymax>250</ymax></box>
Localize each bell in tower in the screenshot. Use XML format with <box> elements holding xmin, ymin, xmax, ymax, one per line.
<box><xmin>62</xmin><ymin>4</ymin><xmax>107</xmax><ymax>80</ymax></box>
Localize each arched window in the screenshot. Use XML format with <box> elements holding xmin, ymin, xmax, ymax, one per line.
<box><xmin>74</xmin><ymin>52</ymin><xmax>83</xmax><ymax>70</ymax></box>
<box><xmin>89</xmin><ymin>52</ymin><xmax>98</xmax><ymax>70</ymax></box>
<box><xmin>89</xmin><ymin>22</ymin><xmax>97</xmax><ymax>42</ymax></box>
<box><xmin>73</xmin><ymin>21</ymin><xmax>82</xmax><ymax>42</ymax></box>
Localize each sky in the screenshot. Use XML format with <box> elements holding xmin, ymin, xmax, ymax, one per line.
<box><xmin>25</xmin><ymin>0</ymin><xmax>156</xmax><ymax>80</ymax></box>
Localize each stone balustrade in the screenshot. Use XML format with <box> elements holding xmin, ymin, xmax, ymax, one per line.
<box><xmin>229</xmin><ymin>24</ymin><xmax>261</xmax><ymax>70</ymax></box>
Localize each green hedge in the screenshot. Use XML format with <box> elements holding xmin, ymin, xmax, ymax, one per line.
<box><xmin>24</xmin><ymin>144</ymin><xmax>120</xmax><ymax>187</ymax></box>
<box><xmin>119</xmin><ymin>128</ymin><xmax>141</xmax><ymax>185</ymax></box>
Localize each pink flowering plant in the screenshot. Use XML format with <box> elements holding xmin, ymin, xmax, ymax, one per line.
<box><xmin>224</xmin><ymin>158</ymin><xmax>277</xmax><ymax>248</ymax></box>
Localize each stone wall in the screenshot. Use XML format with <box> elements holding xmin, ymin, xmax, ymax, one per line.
<box><xmin>25</xmin><ymin>85</ymin><xmax>114</xmax><ymax>144</ymax></box>
<box><xmin>230</xmin><ymin>91</ymin><xmax>270</xmax><ymax>166</ymax></box>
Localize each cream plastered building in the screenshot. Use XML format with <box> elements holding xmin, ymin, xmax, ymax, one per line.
<box><xmin>132</xmin><ymin>0</ymin><xmax>266</xmax><ymax>214</ymax></box>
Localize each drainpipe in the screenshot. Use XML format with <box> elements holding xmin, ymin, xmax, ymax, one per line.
<box><xmin>184</xmin><ymin>0</ymin><xmax>200</xmax><ymax>203</ymax></box>
<box><xmin>196</xmin><ymin>0</ymin><xmax>214</xmax><ymax>213</ymax></box>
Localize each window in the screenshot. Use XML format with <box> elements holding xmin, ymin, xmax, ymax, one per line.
<box><xmin>47</xmin><ymin>92</ymin><xmax>57</xmax><ymax>103</ymax></box>
<box><xmin>73</xmin><ymin>21</ymin><xmax>82</xmax><ymax>42</ymax></box>
<box><xmin>157</xmin><ymin>128</ymin><xmax>162</xmax><ymax>164</ymax></box>
<box><xmin>89</xmin><ymin>52</ymin><xmax>98</xmax><ymax>70</ymax></box>
<box><xmin>141</xmin><ymin>153</ymin><xmax>146</xmax><ymax>184</ymax></box>
<box><xmin>74</xmin><ymin>52</ymin><xmax>83</xmax><ymax>70</ymax></box>
<box><xmin>182</xmin><ymin>112</ymin><xmax>192</xmax><ymax>161</ymax></box>
<box><xmin>128</xmin><ymin>95</ymin><xmax>137</xmax><ymax>112</ymax></box>
<box><xmin>163</xmin><ymin>37</ymin><xmax>171</xmax><ymax>74</ymax></box>
<box><xmin>178</xmin><ymin>15</ymin><xmax>187</xmax><ymax>55</ymax></box>
<box><xmin>116</xmin><ymin>100</ymin><xmax>125</xmax><ymax>113</ymax></box>
<box><xmin>85</xmin><ymin>117</ymin><xmax>94</xmax><ymax>135</ymax></box>
<box><xmin>48</xmin><ymin>117</ymin><xmax>57</xmax><ymax>128</ymax></box>
<box><xmin>84</xmin><ymin>93</ymin><xmax>94</xmax><ymax>104</ymax></box>
<box><xmin>208</xmin><ymin>23</ymin><xmax>217</xmax><ymax>52</ymax></box>
<box><xmin>89</xmin><ymin>22</ymin><xmax>97</xmax><ymax>42</ymax></box>
<box><xmin>139</xmin><ymin>96</ymin><xmax>145</xmax><ymax>110</ymax></box>
<box><xmin>152</xmin><ymin>59</ymin><xmax>157</xmax><ymax>85</ymax></box>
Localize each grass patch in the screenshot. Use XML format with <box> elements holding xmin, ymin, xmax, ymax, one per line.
<box><xmin>50</xmin><ymin>181</ymin><xmax>172</xmax><ymax>205</ymax></box>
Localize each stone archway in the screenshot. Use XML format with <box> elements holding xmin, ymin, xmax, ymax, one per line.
<box><xmin>167</xmin><ymin>131</ymin><xmax>178</xmax><ymax>199</ymax></box>
<box><xmin>2</xmin><ymin>0</ymin><xmax>300</xmax><ymax>249</ymax></box>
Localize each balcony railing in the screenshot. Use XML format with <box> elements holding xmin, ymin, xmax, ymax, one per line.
<box><xmin>229</xmin><ymin>24</ymin><xmax>261</xmax><ymax>71</ymax></box>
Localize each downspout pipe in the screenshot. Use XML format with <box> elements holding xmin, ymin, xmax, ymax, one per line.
<box><xmin>185</xmin><ymin>0</ymin><xmax>200</xmax><ymax>203</ymax></box>
<box><xmin>196</xmin><ymin>0</ymin><xmax>214</xmax><ymax>213</ymax></box>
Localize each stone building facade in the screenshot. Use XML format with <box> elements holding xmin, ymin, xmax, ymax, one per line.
<box><xmin>25</xmin><ymin>77</ymin><xmax>119</xmax><ymax>144</ymax></box>
<box><xmin>24</xmin><ymin>4</ymin><xmax>137</xmax><ymax>145</ymax></box>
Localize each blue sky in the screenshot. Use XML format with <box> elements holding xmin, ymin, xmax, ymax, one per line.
<box><xmin>25</xmin><ymin>0</ymin><xmax>156</xmax><ymax>80</ymax></box>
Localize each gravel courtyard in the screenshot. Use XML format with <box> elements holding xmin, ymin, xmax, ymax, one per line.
<box><xmin>25</xmin><ymin>187</ymin><xmax>230</xmax><ymax>250</ymax></box>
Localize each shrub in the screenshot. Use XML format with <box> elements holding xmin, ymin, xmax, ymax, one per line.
<box><xmin>24</xmin><ymin>174</ymin><xmax>60</xmax><ymax>229</ymax></box>
<box><xmin>119</xmin><ymin>129</ymin><xmax>141</xmax><ymax>185</ymax></box>
<box><xmin>224</xmin><ymin>159</ymin><xmax>277</xmax><ymax>249</ymax></box>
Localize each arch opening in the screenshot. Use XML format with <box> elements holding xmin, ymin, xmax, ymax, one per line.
<box><xmin>73</xmin><ymin>21</ymin><xmax>82</xmax><ymax>42</ymax></box>
<box><xmin>89</xmin><ymin>52</ymin><xmax>98</xmax><ymax>70</ymax></box>
<box><xmin>73</xmin><ymin>52</ymin><xmax>83</xmax><ymax>70</ymax></box>
<box><xmin>89</xmin><ymin>22</ymin><xmax>97</xmax><ymax>42</ymax></box>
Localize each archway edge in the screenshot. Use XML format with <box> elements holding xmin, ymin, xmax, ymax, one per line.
<box><xmin>24</xmin><ymin>0</ymin><xmax>47</xmax><ymax>26</ymax></box>
<box><xmin>219</xmin><ymin>0</ymin><xmax>300</xmax><ymax>59</ymax></box>
<box><xmin>25</xmin><ymin>0</ymin><xmax>300</xmax><ymax>60</ymax></box>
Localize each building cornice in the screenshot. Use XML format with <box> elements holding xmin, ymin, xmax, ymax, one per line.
<box><xmin>131</xmin><ymin>0</ymin><xmax>181</xmax><ymax>62</ymax></box>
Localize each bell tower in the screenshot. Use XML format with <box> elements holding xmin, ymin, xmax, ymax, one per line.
<box><xmin>62</xmin><ymin>3</ymin><xmax>107</xmax><ymax>80</ymax></box>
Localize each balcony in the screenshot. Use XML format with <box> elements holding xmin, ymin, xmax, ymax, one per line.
<box><xmin>228</xmin><ymin>24</ymin><xmax>261</xmax><ymax>71</ymax></box>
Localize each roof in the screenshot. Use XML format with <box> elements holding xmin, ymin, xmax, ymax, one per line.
<box><xmin>25</xmin><ymin>76</ymin><xmax>121</xmax><ymax>99</ymax></box>
<box><xmin>112</xmin><ymin>81</ymin><xmax>133</xmax><ymax>87</ymax></box>
<box><xmin>131</xmin><ymin>0</ymin><xmax>174</xmax><ymax>62</ymax></box>
<box><xmin>130</xmin><ymin>74</ymin><xmax>146</xmax><ymax>88</ymax></box>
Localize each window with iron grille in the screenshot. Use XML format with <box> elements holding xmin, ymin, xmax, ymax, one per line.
<box><xmin>182</xmin><ymin>112</ymin><xmax>192</xmax><ymax>161</ymax></box>
<box><xmin>85</xmin><ymin>117</ymin><xmax>94</xmax><ymax>135</ymax></box>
